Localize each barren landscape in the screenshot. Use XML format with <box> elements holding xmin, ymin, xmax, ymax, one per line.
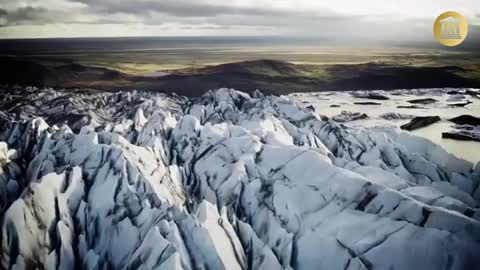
<box><xmin>1</xmin><ymin>38</ymin><xmax>480</xmax><ymax>95</ymax></box>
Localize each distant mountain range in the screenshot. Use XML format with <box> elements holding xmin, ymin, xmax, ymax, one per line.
<box><xmin>2</xmin><ymin>57</ymin><xmax>480</xmax><ymax>95</ymax></box>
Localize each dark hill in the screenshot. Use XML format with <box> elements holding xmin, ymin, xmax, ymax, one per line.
<box><xmin>0</xmin><ymin>57</ymin><xmax>129</xmax><ymax>89</ymax></box>
<box><xmin>201</xmin><ymin>59</ymin><xmax>305</xmax><ymax>77</ymax></box>
<box><xmin>1</xmin><ymin>57</ymin><xmax>480</xmax><ymax>96</ymax></box>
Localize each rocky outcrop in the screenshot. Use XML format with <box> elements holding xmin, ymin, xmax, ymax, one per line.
<box><xmin>400</xmin><ymin>116</ymin><xmax>441</xmax><ymax>131</ymax></box>
<box><xmin>352</xmin><ymin>93</ymin><xmax>390</xmax><ymax>100</ymax></box>
<box><xmin>332</xmin><ymin>111</ymin><xmax>368</xmax><ymax>122</ymax></box>
<box><xmin>353</xmin><ymin>102</ymin><xmax>382</xmax><ymax>105</ymax></box>
<box><xmin>449</xmin><ymin>115</ymin><xmax>480</xmax><ymax>126</ymax></box>
<box><xmin>407</xmin><ymin>98</ymin><xmax>438</xmax><ymax>104</ymax></box>
<box><xmin>448</xmin><ymin>101</ymin><xmax>472</xmax><ymax>107</ymax></box>
<box><xmin>443</xmin><ymin>125</ymin><xmax>480</xmax><ymax>142</ymax></box>
<box><xmin>380</xmin><ymin>112</ymin><xmax>414</xmax><ymax>120</ymax></box>
<box><xmin>397</xmin><ymin>105</ymin><xmax>425</xmax><ymax>109</ymax></box>
<box><xmin>0</xmin><ymin>88</ymin><xmax>479</xmax><ymax>270</ymax></box>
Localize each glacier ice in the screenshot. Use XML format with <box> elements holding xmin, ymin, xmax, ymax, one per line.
<box><xmin>0</xmin><ymin>87</ymin><xmax>479</xmax><ymax>270</ymax></box>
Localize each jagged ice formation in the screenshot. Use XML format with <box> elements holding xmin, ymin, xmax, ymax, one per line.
<box><xmin>1</xmin><ymin>87</ymin><xmax>480</xmax><ymax>270</ymax></box>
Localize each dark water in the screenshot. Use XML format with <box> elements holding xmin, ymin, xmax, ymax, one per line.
<box><xmin>0</xmin><ymin>36</ymin><xmax>330</xmax><ymax>55</ymax></box>
<box><xmin>2</xmin><ymin>35</ymin><xmax>478</xmax><ymax>55</ymax></box>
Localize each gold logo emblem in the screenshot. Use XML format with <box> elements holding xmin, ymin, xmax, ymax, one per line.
<box><xmin>434</xmin><ymin>11</ymin><xmax>468</xmax><ymax>46</ymax></box>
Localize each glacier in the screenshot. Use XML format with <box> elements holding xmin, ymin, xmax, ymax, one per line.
<box><xmin>0</xmin><ymin>87</ymin><xmax>479</xmax><ymax>270</ymax></box>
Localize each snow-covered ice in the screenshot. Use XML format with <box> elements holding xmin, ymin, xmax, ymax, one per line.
<box><xmin>0</xmin><ymin>87</ymin><xmax>479</xmax><ymax>270</ymax></box>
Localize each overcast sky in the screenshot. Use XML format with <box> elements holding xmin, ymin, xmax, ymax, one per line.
<box><xmin>0</xmin><ymin>0</ymin><xmax>479</xmax><ymax>40</ymax></box>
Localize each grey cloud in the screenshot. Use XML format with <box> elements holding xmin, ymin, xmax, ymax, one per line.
<box><xmin>75</xmin><ymin>0</ymin><xmax>309</xmax><ymax>18</ymax></box>
<box><xmin>0</xmin><ymin>0</ymin><xmax>477</xmax><ymax>43</ymax></box>
<box><xmin>0</xmin><ymin>0</ymin><xmax>337</xmax><ymax>27</ymax></box>
<box><xmin>80</xmin><ymin>0</ymin><xmax>348</xmax><ymax>28</ymax></box>
<box><xmin>0</xmin><ymin>7</ymin><xmax>53</xmax><ymax>26</ymax></box>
